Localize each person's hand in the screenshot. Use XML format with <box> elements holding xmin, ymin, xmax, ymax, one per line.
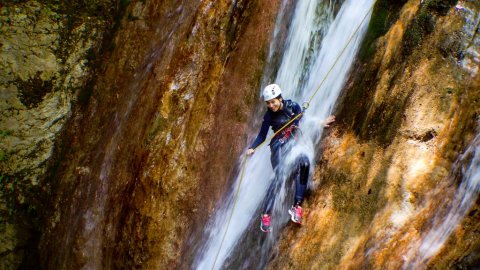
<box><xmin>323</xmin><ymin>115</ymin><xmax>336</xmax><ymax>127</ymax></box>
<box><xmin>246</xmin><ymin>148</ymin><xmax>255</xmax><ymax>156</ymax></box>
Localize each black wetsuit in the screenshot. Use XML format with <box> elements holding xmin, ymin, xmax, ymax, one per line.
<box><xmin>250</xmin><ymin>99</ymin><xmax>310</xmax><ymax>214</ymax></box>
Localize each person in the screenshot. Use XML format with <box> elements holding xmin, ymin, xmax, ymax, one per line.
<box><xmin>246</xmin><ymin>83</ymin><xmax>335</xmax><ymax>232</ymax></box>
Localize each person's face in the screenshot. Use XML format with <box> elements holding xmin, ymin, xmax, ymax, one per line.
<box><xmin>265</xmin><ymin>98</ymin><xmax>282</xmax><ymax>112</ymax></box>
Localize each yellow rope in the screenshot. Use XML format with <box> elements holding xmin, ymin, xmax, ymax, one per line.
<box><xmin>210</xmin><ymin>112</ymin><xmax>302</xmax><ymax>269</ymax></box>
<box><xmin>210</xmin><ymin>2</ymin><xmax>376</xmax><ymax>269</ymax></box>
<box><xmin>307</xmin><ymin>2</ymin><xmax>376</xmax><ymax>105</ymax></box>
<box><xmin>211</xmin><ymin>154</ymin><xmax>248</xmax><ymax>270</ymax></box>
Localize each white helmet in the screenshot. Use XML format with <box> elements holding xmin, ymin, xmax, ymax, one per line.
<box><xmin>262</xmin><ymin>84</ymin><xmax>282</xmax><ymax>101</ymax></box>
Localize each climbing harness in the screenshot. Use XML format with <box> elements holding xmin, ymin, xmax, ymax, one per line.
<box><xmin>211</xmin><ymin>2</ymin><xmax>376</xmax><ymax>269</ymax></box>
<box><xmin>277</xmin><ymin>125</ymin><xmax>298</xmax><ymax>144</ymax></box>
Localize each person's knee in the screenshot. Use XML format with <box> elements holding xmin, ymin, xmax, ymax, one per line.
<box><xmin>299</xmin><ymin>155</ymin><xmax>309</xmax><ymax>170</ymax></box>
<box><xmin>298</xmin><ymin>155</ymin><xmax>310</xmax><ymax>184</ymax></box>
<box><xmin>270</xmin><ymin>150</ymin><xmax>281</xmax><ymax>169</ymax></box>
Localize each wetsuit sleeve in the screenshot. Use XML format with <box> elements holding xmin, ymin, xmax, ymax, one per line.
<box><xmin>292</xmin><ymin>102</ymin><xmax>303</xmax><ymax>126</ymax></box>
<box><xmin>250</xmin><ymin>113</ymin><xmax>271</xmax><ymax>149</ymax></box>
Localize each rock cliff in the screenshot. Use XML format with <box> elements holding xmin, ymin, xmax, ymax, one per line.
<box><xmin>1</xmin><ymin>0</ymin><xmax>479</xmax><ymax>269</ymax></box>
<box><xmin>36</xmin><ymin>0</ymin><xmax>278</xmax><ymax>269</ymax></box>
<box><xmin>0</xmin><ymin>0</ymin><xmax>115</xmax><ymax>267</ymax></box>
<box><xmin>271</xmin><ymin>0</ymin><xmax>480</xmax><ymax>269</ymax></box>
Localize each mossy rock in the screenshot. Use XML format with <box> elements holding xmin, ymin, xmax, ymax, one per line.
<box><xmin>425</xmin><ymin>0</ymin><xmax>458</xmax><ymax>16</ymax></box>
<box><xmin>403</xmin><ymin>8</ymin><xmax>435</xmax><ymax>56</ymax></box>
<box><xmin>438</xmin><ymin>30</ymin><xmax>463</xmax><ymax>60</ymax></box>
<box><xmin>359</xmin><ymin>0</ymin><xmax>408</xmax><ymax>60</ymax></box>
<box><xmin>15</xmin><ymin>73</ymin><xmax>55</xmax><ymax>109</ymax></box>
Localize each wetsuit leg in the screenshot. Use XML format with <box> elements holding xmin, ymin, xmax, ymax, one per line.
<box><xmin>270</xmin><ymin>141</ymin><xmax>282</xmax><ymax>170</ymax></box>
<box><xmin>294</xmin><ymin>154</ymin><xmax>310</xmax><ymax>206</ymax></box>
<box><xmin>263</xmin><ymin>141</ymin><xmax>283</xmax><ymax>214</ymax></box>
<box><xmin>263</xmin><ymin>174</ymin><xmax>282</xmax><ymax>215</ymax></box>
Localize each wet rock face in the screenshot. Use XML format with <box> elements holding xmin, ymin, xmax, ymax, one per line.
<box><xmin>4</xmin><ymin>0</ymin><xmax>476</xmax><ymax>269</ymax></box>
<box><xmin>0</xmin><ymin>0</ymin><xmax>114</xmax><ymax>268</ymax></box>
<box><xmin>35</xmin><ymin>0</ymin><xmax>278</xmax><ymax>269</ymax></box>
<box><xmin>272</xmin><ymin>0</ymin><xmax>479</xmax><ymax>269</ymax></box>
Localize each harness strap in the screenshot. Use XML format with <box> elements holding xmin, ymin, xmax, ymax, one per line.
<box><xmin>278</xmin><ymin>125</ymin><xmax>298</xmax><ymax>143</ymax></box>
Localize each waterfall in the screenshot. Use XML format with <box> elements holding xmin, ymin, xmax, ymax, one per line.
<box><xmin>404</xmin><ymin>123</ymin><xmax>480</xmax><ymax>269</ymax></box>
<box><xmin>76</xmin><ymin>60</ymin><xmax>153</xmax><ymax>269</ymax></box>
<box><xmin>193</xmin><ymin>0</ymin><xmax>374</xmax><ymax>269</ymax></box>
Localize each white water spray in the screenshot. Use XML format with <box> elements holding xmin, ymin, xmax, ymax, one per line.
<box><xmin>193</xmin><ymin>0</ymin><xmax>374</xmax><ymax>269</ymax></box>
<box><xmin>404</xmin><ymin>125</ymin><xmax>480</xmax><ymax>269</ymax></box>
<box><xmin>456</xmin><ymin>1</ymin><xmax>480</xmax><ymax>75</ymax></box>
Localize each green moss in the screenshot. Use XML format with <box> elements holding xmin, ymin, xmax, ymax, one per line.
<box><xmin>425</xmin><ymin>0</ymin><xmax>458</xmax><ymax>16</ymax></box>
<box><xmin>0</xmin><ymin>175</ymin><xmax>17</xmax><ymax>215</ymax></box>
<box><xmin>403</xmin><ymin>8</ymin><xmax>435</xmax><ymax>56</ymax></box>
<box><xmin>145</xmin><ymin>113</ymin><xmax>169</xmax><ymax>143</ymax></box>
<box><xmin>127</xmin><ymin>12</ymin><xmax>139</xmax><ymax>21</ymax></box>
<box><xmin>0</xmin><ymin>130</ymin><xmax>13</xmax><ymax>137</ymax></box>
<box><xmin>341</xmin><ymin>62</ymin><xmax>412</xmax><ymax>147</ymax></box>
<box><xmin>0</xmin><ymin>175</ymin><xmax>6</xmax><ymax>185</ymax></box>
<box><xmin>0</xmin><ymin>151</ymin><xmax>8</xmax><ymax>162</ymax></box>
<box><xmin>359</xmin><ymin>0</ymin><xmax>407</xmax><ymax>60</ymax></box>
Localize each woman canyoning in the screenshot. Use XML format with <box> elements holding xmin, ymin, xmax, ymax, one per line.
<box><xmin>246</xmin><ymin>83</ymin><xmax>335</xmax><ymax>232</ymax></box>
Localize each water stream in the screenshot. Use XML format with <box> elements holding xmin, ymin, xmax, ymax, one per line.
<box><xmin>404</xmin><ymin>123</ymin><xmax>480</xmax><ymax>269</ymax></box>
<box><xmin>193</xmin><ymin>0</ymin><xmax>374</xmax><ymax>269</ymax></box>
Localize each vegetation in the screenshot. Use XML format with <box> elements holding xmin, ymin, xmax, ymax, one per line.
<box><xmin>359</xmin><ymin>0</ymin><xmax>407</xmax><ymax>60</ymax></box>
<box><xmin>425</xmin><ymin>0</ymin><xmax>458</xmax><ymax>15</ymax></box>
<box><xmin>359</xmin><ymin>0</ymin><xmax>457</xmax><ymax>59</ymax></box>
<box><xmin>403</xmin><ymin>0</ymin><xmax>458</xmax><ymax>56</ymax></box>
<box><xmin>0</xmin><ymin>130</ymin><xmax>12</xmax><ymax>137</ymax></box>
<box><xmin>403</xmin><ymin>8</ymin><xmax>435</xmax><ymax>56</ymax></box>
<box><xmin>0</xmin><ymin>150</ymin><xmax>7</xmax><ymax>162</ymax></box>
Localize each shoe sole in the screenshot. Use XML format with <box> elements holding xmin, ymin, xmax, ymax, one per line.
<box><xmin>288</xmin><ymin>209</ymin><xmax>302</xmax><ymax>224</ymax></box>
<box><xmin>260</xmin><ymin>223</ymin><xmax>271</xmax><ymax>233</ymax></box>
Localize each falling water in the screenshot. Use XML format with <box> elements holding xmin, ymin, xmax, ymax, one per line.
<box><xmin>76</xmin><ymin>55</ymin><xmax>156</xmax><ymax>269</ymax></box>
<box><xmin>404</xmin><ymin>123</ymin><xmax>480</xmax><ymax>269</ymax></box>
<box><xmin>455</xmin><ymin>1</ymin><xmax>480</xmax><ymax>75</ymax></box>
<box><xmin>54</xmin><ymin>15</ymin><xmax>189</xmax><ymax>266</ymax></box>
<box><xmin>193</xmin><ymin>0</ymin><xmax>374</xmax><ymax>269</ymax></box>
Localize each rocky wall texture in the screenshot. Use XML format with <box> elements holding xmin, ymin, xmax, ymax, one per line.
<box><xmin>0</xmin><ymin>0</ymin><xmax>115</xmax><ymax>268</ymax></box>
<box><xmin>271</xmin><ymin>0</ymin><xmax>480</xmax><ymax>269</ymax></box>
<box><xmin>4</xmin><ymin>0</ymin><xmax>478</xmax><ymax>269</ymax></box>
<box><xmin>37</xmin><ymin>0</ymin><xmax>279</xmax><ymax>269</ymax></box>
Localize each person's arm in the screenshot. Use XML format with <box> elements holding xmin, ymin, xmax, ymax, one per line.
<box><xmin>247</xmin><ymin>113</ymin><xmax>270</xmax><ymax>155</ymax></box>
<box><xmin>322</xmin><ymin>115</ymin><xmax>336</xmax><ymax>127</ymax></box>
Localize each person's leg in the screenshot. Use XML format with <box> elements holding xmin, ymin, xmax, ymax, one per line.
<box><xmin>261</xmin><ymin>173</ymin><xmax>282</xmax><ymax>232</ymax></box>
<box><xmin>260</xmin><ymin>142</ymin><xmax>284</xmax><ymax>232</ymax></box>
<box><xmin>289</xmin><ymin>154</ymin><xmax>310</xmax><ymax>224</ymax></box>
<box><xmin>270</xmin><ymin>140</ymin><xmax>282</xmax><ymax>170</ymax></box>
<box><xmin>263</xmin><ymin>174</ymin><xmax>282</xmax><ymax>214</ymax></box>
<box><xmin>294</xmin><ymin>154</ymin><xmax>310</xmax><ymax>206</ymax></box>
<box><xmin>263</xmin><ymin>142</ymin><xmax>282</xmax><ymax>215</ymax></box>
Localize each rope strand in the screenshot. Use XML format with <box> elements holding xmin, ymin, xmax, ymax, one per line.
<box><xmin>210</xmin><ymin>2</ymin><xmax>376</xmax><ymax>269</ymax></box>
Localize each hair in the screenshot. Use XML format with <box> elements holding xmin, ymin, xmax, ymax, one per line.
<box><xmin>276</xmin><ymin>94</ymin><xmax>283</xmax><ymax>100</ymax></box>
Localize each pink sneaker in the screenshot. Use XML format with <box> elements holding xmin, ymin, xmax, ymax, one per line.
<box><xmin>260</xmin><ymin>214</ymin><xmax>271</xmax><ymax>232</ymax></box>
<box><xmin>288</xmin><ymin>206</ymin><xmax>302</xmax><ymax>224</ymax></box>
